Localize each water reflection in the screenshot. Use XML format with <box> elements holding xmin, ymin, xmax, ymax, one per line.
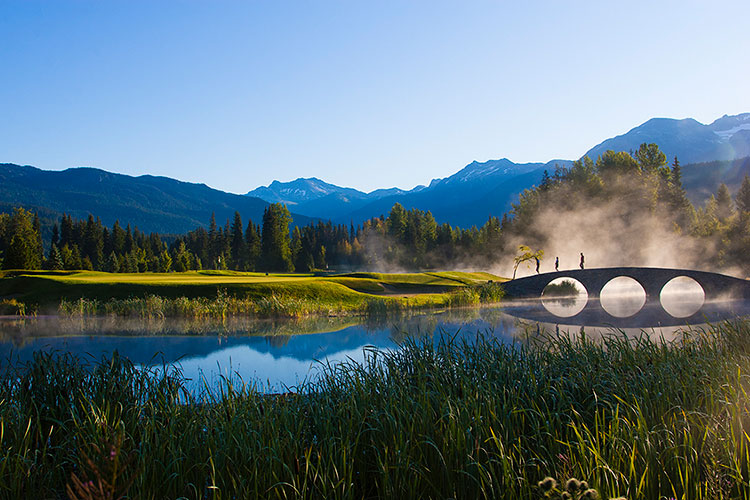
<box><xmin>660</xmin><ymin>276</ymin><xmax>705</xmax><ymax>318</ymax></box>
<box><xmin>600</xmin><ymin>276</ymin><xmax>647</xmax><ymax>317</ymax></box>
<box><xmin>541</xmin><ymin>277</ymin><xmax>588</xmax><ymax>317</ymax></box>
<box><xmin>0</xmin><ymin>299</ymin><xmax>747</xmax><ymax>392</ymax></box>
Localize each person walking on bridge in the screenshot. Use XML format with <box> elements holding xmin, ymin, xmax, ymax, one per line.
<box><xmin>555</xmin><ymin>256</ymin><xmax>559</xmax><ymax>272</ymax></box>
<box><xmin>580</xmin><ymin>253</ymin><xmax>585</xmax><ymax>270</ymax></box>
<box><xmin>535</xmin><ymin>256</ymin><xmax>540</xmax><ymax>274</ymax></box>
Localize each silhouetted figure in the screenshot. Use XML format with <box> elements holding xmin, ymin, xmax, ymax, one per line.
<box><xmin>535</xmin><ymin>256</ymin><xmax>540</xmax><ymax>274</ymax></box>
<box><xmin>555</xmin><ymin>257</ymin><xmax>559</xmax><ymax>272</ymax></box>
<box><xmin>580</xmin><ymin>253</ymin><xmax>585</xmax><ymax>270</ymax></box>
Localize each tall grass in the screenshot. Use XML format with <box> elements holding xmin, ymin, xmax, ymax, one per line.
<box><xmin>57</xmin><ymin>284</ymin><xmax>503</xmax><ymax>320</ymax></box>
<box><xmin>0</xmin><ymin>299</ymin><xmax>32</xmax><ymax>316</ymax></box>
<box><xmin>58</xmin><ymin>289</ymin><xmax>349</xmax><ymax>320</ymax></box>
<box><xmin>3</xmin><ymin>321</ymin><xmax>750</xmax><ymax>498</ymax></box>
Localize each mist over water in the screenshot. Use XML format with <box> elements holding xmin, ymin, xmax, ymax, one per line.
<box><xmin>2</xmin><ymin>296</ymin><xmax>747</xmax><ymax>392</ymax></box>
<box><xmin>660</xmin><ymin>276</ymin><xmax>706</xmax><ymax>317</ymax></box>
<box><xmin>600</xmin><ymin>276</ymin><xmax>647</xmax><ymax>318</ymax></box>
<box><xmin>541</xmin><ymin>277</ymin><xmax>588</xmax><ymax>317</ymax></box>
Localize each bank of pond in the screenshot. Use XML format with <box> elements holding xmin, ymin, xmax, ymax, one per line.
<box><xmin>0</xmin><ymin>270</ymin><xmax>506</xmax><ymax>319</ymax></box>
<box><xmin>2</xmin><ymin>320</ymin><xmax>750</xmax><ymax>498</ymax></box>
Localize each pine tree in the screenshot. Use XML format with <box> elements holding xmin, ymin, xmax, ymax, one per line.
<box><xmin>83</xmin><ymin>215</ymin><xmax>104</xmax><ymax>270</ymax></box>
<box><xmin>107</xmin><ymin>251</ymin><xmax>120</xmax><ymax>273</ymax></box>
<box><xmin>70</xmin><ymin>245</ymin><xmax>83</xmax><ymax>270</ymax></box>
<box><xmin>539</xmin><ymin>170</ymin><xmax>551</xmax><ymax>191</ymax></box>
<box><xmin>81</xmin><ymin>256</ymin><xmax>94</xmax><ymax>271</ymax></box>
<box><xmin>208</xmin><ymin>212</ymin><xmax>220</xmax><ymax>269</ymax></box>
<box><xmin>671</xmin><ymin>156</ymin><xmax>682</xmax><ymax>186</ymax></box>
<box><xmin>291</xmin><ymin>226</ymin><xmax>304</xmax><ymax>272</ymax></box>
<box><xmin>260</xmin><ymin>203</ymin><xmax>294</xmax><ymax>272</ymax></box>
<box><xmin>230</xmin><ymin>212</ymin><xmax>246</xmax><ymax>270</ymax></box>
<box><xmin>245</xmin><ymin>221</ymin><xmax>261</xmax><ymax>271</ymax></box>
<box><xmin>635</xmin><ymin>143</ymin><xmax>667</xmax><ymax>173</ymax></box>
<box><xmin>59</xmin><ymin>215</ymin><xmax>74</xmax><ymax>248</ymax></box>
<box><xmin>716</xmin><ymin>183</ymin><xmax>734</xmax><ymax>221</ymax></box>
<box><xmin>51</xmin><ymin>223</ymin><xmax>60</xmax><ymax>248</ymax></box>
<box><xmin>2</xmin><ymin>208</ymin><xmax>43</xmax><ymax>270</ymax></box>
<box><xmin>158</xmin><ymin>250</ymin><xmax>173</xmax><ymax>272</ymax></box>
<box><xmin>48</xmin><ymin>244</ymin><xmax>63</xmax><ymax>270</ymax></box>
<box><xmin>736</xmin><ymin>175</ymin><xmax>750</xmax><ymax>213</ymax></box>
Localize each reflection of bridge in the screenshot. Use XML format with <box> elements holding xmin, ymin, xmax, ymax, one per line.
<box><xmin>503</xmin><ymin>267</ymin><xmax>750</xmax><ymax>300</ymax></box>
<box><xmin>501</xmin><ymin>267</ymin><xmax>750</xmax><ymax>327</ymax></box>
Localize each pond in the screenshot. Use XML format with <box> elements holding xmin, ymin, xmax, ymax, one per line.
<box><xmin>2</xmin><ymin>297</ymin><xmax>749</xmax><ymax>392</ymax></box>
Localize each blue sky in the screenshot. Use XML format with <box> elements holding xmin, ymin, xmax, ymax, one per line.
<box><xmin>2</xmin><ymin>1</ymin><xmax>749</xmax><ymax>193</ymax></box>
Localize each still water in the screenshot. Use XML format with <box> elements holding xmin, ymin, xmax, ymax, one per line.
<box><xmin>1</xmin><ymin>298</ymin><xmax>749</xmax><ymax>392</ymax></box>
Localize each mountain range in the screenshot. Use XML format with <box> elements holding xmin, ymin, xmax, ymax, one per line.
<box><xmin>247</xmin><ymin>159</ymin><xmax>571</xmax><ymax>228</ymax></box>
<box><xmin>0</xmin><ymin>164</ymin><xmax>315</xmax><ymax>234</ymax></box>
<box><xmin>246</xmin><ymin>113</ymin><xmax>750</xmax><ymax>226</ymax></box>
<box><xmin>2</xmin><ymin>112</ymin><xmax>749</xmax><ymax>233</ymax></box>
<box><xmin>586</xmin><ymin>113</ymin><xmax>750</xmax><ymax>164</ymax></box>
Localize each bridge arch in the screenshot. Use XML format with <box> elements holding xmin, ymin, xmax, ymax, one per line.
<box><xmin>600</xmin><ymin>276</ymin><xmax>647</xmax><ymax>317</ymax></box>
<box><xmin>540</xmin><ymin>277</ymin><xmax>588</xmax><ymax>317</ymax></box>
<box><xmin>659</xmin><ymin>276</ymin><xmax>705</xmax><ymax>318</ymax></box>
<box><xmin>502</xmin><ymin>267</ymin><xmax>750</xmax><ymax>321</ymax></box>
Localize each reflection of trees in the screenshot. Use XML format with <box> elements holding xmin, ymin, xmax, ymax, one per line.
<box><xmin>543</xmin><ymin>296</ymin><xmax>578</xmax><ymax>307</ymax></box>
<box><xmin>390</xmin><ymin>325</ymin><xmax>407</xmax><ymax>344</ymax></box>
<box><xmin>266</xmin><ymin>335</ymin><xmax>291</xmax><ymax>348</ymax></box>
<box><xmin>543</xmin><ymin>280</ymin><xmax>580</xmax><ymax>297</ymax></box>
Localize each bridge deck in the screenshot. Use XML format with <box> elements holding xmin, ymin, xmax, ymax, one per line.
<box><xmin>502</xmin><ymin>267</ymin><xmax>750</xmax><ymax>300</ymax></box>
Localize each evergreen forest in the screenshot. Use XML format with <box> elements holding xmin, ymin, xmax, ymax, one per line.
<box><xmin>2</xmin><ymin>144</ymin><xmax>750</xmax><ymax>275</ymax></box>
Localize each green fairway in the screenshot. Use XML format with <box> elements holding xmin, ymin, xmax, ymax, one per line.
<box><xmin>0</xmin><ymin>270</ymin><xmax>506</xmax><ymax>317</ymax></box>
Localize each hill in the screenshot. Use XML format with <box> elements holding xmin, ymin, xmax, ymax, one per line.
<box><xmin>585</xmin><ymin>113</ymin><xmax>750</xmax><ymax>164</ymax></box>
<box><xmin>681</xmin><ymin>156</ymin><xmax>750</xmax><ymax>204</ymax></box>
<box><xmin>0</xmin><ymin>164</ymin><xmax>315</xmax><ymax>234</ymax></box>
<box><xmin>245</xmin><ymin>113</ymin><xmax>750</xmax><ymax>224</ymax></box>
<box><xmin>248</xmin><ymin>158</ymin><xmax>570</xmax><ymax>227</ymax></box>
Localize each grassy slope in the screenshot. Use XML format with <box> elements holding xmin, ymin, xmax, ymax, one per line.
<box><xmin>0</xmin><ymin>270</ymin><xmax>505</xmax><ymax>313</ymax></box>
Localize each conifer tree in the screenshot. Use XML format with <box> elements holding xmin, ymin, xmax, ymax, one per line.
<box><xmin>716</xmin><ymin>183</ymin><xmax>734</xmax><ymax>222</ymax></box>
<box><xmin>48</xmin><ymin>244</ymin><xmax>63</xmax><ymax>270</ymax></box>
<box><xmin>245</xmin><ymin>221</ymin><xmax>261</xmax><ymax>271</ymax></box>
<box><xmin>736</xmin><ymin>175</ymin><xmax>750</xmax><ymax>213</ymax></box>
<box><xmin>671</xmin><ymin>156</ymin><xmax>682</xmax><ymax>186</ymax></box>
<box><xmin>107</xmin><ymin>251</ymin><xmax>120</xmax><ymax>273</ymax></box>
<box><xmin>2</xmin><ymin>208</ymin><xmax>43</xmax><ymax>270</ymax></box>
<box><xmin>260</xmin><ymin>203</ymin><xmax>293</xmax><ymax>272</ymax></box>
<box><xmin>230</xmin><ymin>212</ymin><xmax>246</xmax><ymax>270</ymax></box>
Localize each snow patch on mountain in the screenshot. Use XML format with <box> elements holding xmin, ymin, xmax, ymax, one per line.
<box><xmin>714</xmin><ymin>124</ymin><xmax>750</xmax><ymax>140</ymax></box>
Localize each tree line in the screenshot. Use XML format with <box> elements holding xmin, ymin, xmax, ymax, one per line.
<box><xmin>502</xmin><ymin>143</ymin><xmax>750</xmax><ymax>273</ymax></box>
<box><xmin>3</xmin><ymin>143</ymin><xmax>750</xmax><ymax>274</ymax></box>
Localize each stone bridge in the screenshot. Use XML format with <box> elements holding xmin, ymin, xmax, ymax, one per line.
<box><xmin>503</xmin><ymin>267</ymin><xmax>750</xmax><ymax>300</ymax></box>
<box><xmin>501</xmin><ymin>267</ymin><xmax>750</xmax><ymax>327</ymax></box>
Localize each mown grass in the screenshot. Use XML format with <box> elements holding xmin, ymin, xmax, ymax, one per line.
<box><xmin>0</xmin><ymin>270</ymin><xmax>505</xmax><ymax>318</ymax></box>
<box><xmin>3</xmin><ymin>321</ymin><xmax>750</xmax><ymax>498</ymax></box>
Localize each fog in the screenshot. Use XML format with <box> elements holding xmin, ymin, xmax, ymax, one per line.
<box><xmin>491</xmin><ymin>181</ymin><xmax>723</xmax><ymax>279</ymax></box>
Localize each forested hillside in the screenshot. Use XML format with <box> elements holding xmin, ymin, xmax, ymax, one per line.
<box><xmin>0</xmin><ymin>164</ymin><xmax>314</xmax><ymax>235</ymax></box>
<box><xmin>3</xmin><ymin>144</ymin><xmax>750</xmax><ymax>276</ymax></box>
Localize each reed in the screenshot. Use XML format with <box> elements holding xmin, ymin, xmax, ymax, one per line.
<box><xmin>2</xmin><ymin>320</ymin><xmax>750</xmax><ymax>498</ymax></box>
<box><xmin>0</xmin><ymin>299</ymin><xmax>30</xmax><ymax>316</ymax></box>
<box><xmin>57</xmin><ymin>284</ymin><xmax>502</xmax><ymax>320</ymax></box>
